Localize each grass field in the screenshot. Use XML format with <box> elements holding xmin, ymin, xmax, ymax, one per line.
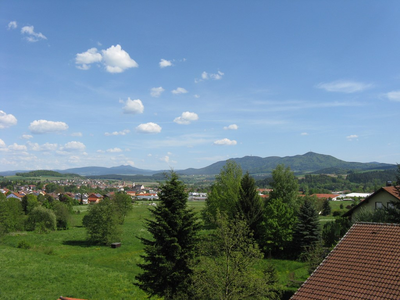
<box><xmin>0</xmin><ymin>201</ymin><xmax>309</xmax><ymax>300</ymax></box>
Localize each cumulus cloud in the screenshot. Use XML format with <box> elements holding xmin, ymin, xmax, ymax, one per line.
<box><xmin>174</xmin><ymin>112</ymin><xmax>199</xmax><ymax>125</ymax></box>
<box><xmin>121</xmin><ymin>98</ymin><xmax>144</xmax><ymax>114</ymax></box>
<box><xmin>136</xmin><ymin>122</ymin><xmax>162</xmax><ymax>133</ymax></box>
<box><xmin>9</xmin><ymin>143</ymin><xmax>27</xmax><ymax>151</ymax></box>
<box><xmin>224</xmin><ymin>124</ymin><xmax>238</xmax><ymax>130</ymax></box>
<box><xmin>102</xmin><ymin>44</ymin><xmax>138</xmax><ymax>73</ymax></box>
<box><xmin>150</xmin><ymin>87</ymin><xmax>165</xmax><ymax>97</ymax></box>
<box><xmin>159</xmin><ymin>59</ymin><xmax>172</xmax><ymax>68</ymax></box>
<box><xmin>21</xmin><ymin>25</ymin><xmax>47</xmax><ymax>42</ymax></box>
<box><xmin>0</xmin><ymin>110</ymin><xmax>17</xmax><ymax>129</ymax></box>
<box><xmin>0</xmin><ymin>139</ymin><xmax>6</xmax><ymax>148</ymax></box>
<box><xmin>75</xmin><ymin>44</ymin><xmax>138</xmax><ymax>73</ymax></box>
<box><xmin>22</xmin><ymin>134</ymin><xmax>33</xmax><ymax>139</ymax></box>
<box><xmin>172</xmin><ymin>87</ymin><xmax>188</xmax><ymax>94</ymax></box>
<box><xmin>71</xmin><ymin>132</ymin><xmax>83</xmax><ymax>137</ymax></box>
<box><xmin>28</xmin><ymin>142</ymin><xmax>58</xmax><ymax>151</ymax></box>
<box><xmin>160</xmin><ymin>155</ymin><xmax>170</xmax><ymax>163</ymax></box>
<box><xmin>198</xmin><ymin>70</ymin><xmax>224</xmax><ymax>82</ymax></box>
<box><xmin>385</xmin><ymin>91</ymin><xmax>400</xmax><ymax>102</ymax></box>
<box><xmin>75</xmin><ymin>48</ymin><xmax>102</xmax><ymax>70</ymax></box>
<box><xmin>61</xmin><ymin>141</ymin><xmax>86</xmax><ymax>151</ymax></box>
<box><xmin>29</xmin><ymin>120</ymin><xmax>68</xmax><ymax>134</ymax></box>
<box><xmin>301</xmin><ymin>132</ymin><xmax>309</xmax><ymax>136</ymax></box>
<box><xmin>346</xmin><ymin>135</ymin><xmax>358</xmax><ymax>141</ymax></box>
<box><xmin>105</xmin><ymin>129</ymin><xmax>130</xmax><ymax>136</ymax></box>
<box><xmin>316</xmin><ymin>80</ymin><xmax>372</xmax><ymax>93</ymax></box>
<box><xmin>8</xmin><ymin>21</ymin><xmax>17</xmax><ymax>30</ymax></box>
<box><xmin>213</xmin><ymin>138</ymin><xmax>237</xmax><ymax>146</ymax></box>
<box><xmin>107</xmin><ymin>148</ymin><xmax>123</xmax><ymax>153</ymax></box>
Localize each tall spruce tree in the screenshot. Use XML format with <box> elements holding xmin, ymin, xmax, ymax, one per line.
<box><xmin>236</xmin><ymin>172</ymin><xmax>264</xmax><ymax>240</ymax></box>
<box><xmin>293</xmin><ymin>198</ymin><xmax>321</xmax><ymax>259</ymax></box>
<box><xmin>135</xmin><ymin>172</ymin><xmax>200</xmax><ymax>299</ymax></box>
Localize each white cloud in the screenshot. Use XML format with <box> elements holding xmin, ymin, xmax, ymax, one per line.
<box><xmin>174</xmin><ymin>112</ymin><xmax>199</xmax><ymax>125</ymax></box>
<box><xmin>28</xmin><ymin>142</ymin><xmax>58</xmax><ymax>151</ymax></box>
<box><xmin>198</xmin><ymin>70</ymin><xmax>224</xmax><ymax>82</ymax></box>
<box><xmin>0</xmin><ymin>139</ymin><xmax>6</xmax><ymax>148</ymax></box>
<box><xmin>346</xmin><ymin>134</ymin><xmax>358</xmax><ymax>141</ymax></box>
<box><xmin>105</xmin><ymin>129</ymin><xmax>130</xmax><ymax>136</ymax></box>
<box><xmin>102</xmin><ymin>44</ymin><xmax>138</xmax><ymax>73</ymax></box>
<box><xmin>301</xmin><ymin>132</ymin><xmax>309</xmax><ymax>136</ymax></box>
<box><xmin>214</xmin><ymin>138</ymin><xmax>237</xmax><ymax>146</ymax></box>
<box><xmin>159</xmin><ymin>59</ymin><xmax>172</xmax><ymax>68</ymax></box>
<box><xmin>224</xmin><ymin>124</ymin><xmax>238</xmax><ymax>130</ymax></box>
<box><xmin>8</xmin><ymin>21</ymin><xmax>17</xmax><ymax>30</ymax></box>
<box><xmin>121</xmin><ymin>98</ymin><xmax>144</xmax><ymax>114</ymax></box>
<box><xmin>22</xmin><ymin>134</ymin><xmax>33</xmax><ymax>139</ymax></box>
<box><xmin>62</xmin><ymin>141</ymin><xmax>86</xmax><ymax>151</ymax></box>
<box><xmin>316</xmin><ymin>80</ymin><xmax>372</xmax><ymax>93</ymax></box>
<box><xmin>71</xmin><ymin>132</ymin><xmax>83</xmax><ymax>137</ymax></box>
<box><xmin>136</xmin><ymin>122</ymin><xmax>162</xmax><ymax>133</ymax></box>
<box><xmin>21</xmin><ymin>25</ymin><xmax>47</xmax><ymax>42</ymax></box>
<box><xmin>75</xmin><ymin>48</ymin><xmax>102</xmax><ymax>70</ymax></box>
<box><xmin>0</xmin><ymin>110</ymin><xmax>17</xmax><ymax>129</ymax></box>
<box><xmin>160</xmin><ymin>155</ymin><xmax>170</xmax><ymax>163</ymax></box>
<box><xmin>106</xmin><ymin>148</ymin><xmax>123</xmax><ymax>153</ymax></box>
<box><xmin>9</xmin><ymin>143</ymin><xmax>27</xmax><ymax>151</ymax></box>
<box><xmin>172</xmin><ymin>87</ymin><xmax>188</xmax><ymax>94</ymax></box>
<box><xmin>150</xmin><ymin>87</ymin><xmax>165</xmax><ymax>97</ymax></box>
<box><xmin>385</xmin><ymin>91</ymin><xmax>400</xmax><ymax>102</ymax></box>
<box><xmin>29</xmin><ymin>120</ymin><xmax>68</xmax><ymax>134</ymax></box>
<box><xmin>194</xmin><ymin>94</ymin><xmax>200</xmax><ymax>98</ymax></box>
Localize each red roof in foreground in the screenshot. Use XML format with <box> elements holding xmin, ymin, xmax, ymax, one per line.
<box><xmin>291</xmin><ymin>222</ymin><xmax>400</xmax><ymax>300</ymax></box>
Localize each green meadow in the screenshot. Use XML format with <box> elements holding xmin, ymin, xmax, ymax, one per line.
<box><xmin>0</xmin><ymin>201</ymin><xmax>308</xmax><ymax>300</ymax></box>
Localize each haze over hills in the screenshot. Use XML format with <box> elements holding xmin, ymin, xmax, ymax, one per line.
<box><xmin>1</xmin><ymin>152</ymin><xmax>396</xmax><ymax>177</ymax></box>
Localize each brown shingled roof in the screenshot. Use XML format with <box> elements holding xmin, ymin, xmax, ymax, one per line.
<box><xmin>291</xmin><ymin>222</ymin><xmax>400</xmax><ymax>300</ymax></box>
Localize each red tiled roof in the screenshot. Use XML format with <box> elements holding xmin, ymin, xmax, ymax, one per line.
<box><xmin>383</xmin><ymin>186</ymin><xmax>400</xmax><ymax>201</ymax></box>
<box><xmin>291</xmin><ymin>222</ymin><xmax>400</xmax><ymax>299</ymax></box>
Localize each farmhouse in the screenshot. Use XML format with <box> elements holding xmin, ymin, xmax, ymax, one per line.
<box><xmin>87</xmin><ymin>193</ymin><xmax>103</xmax><ymax>204</ymax></box>
<box><xmin>291</xmin><ymin>222</ymin><xmax>400</xmax><ymax>299</ymax></box>
<box><xmin>343</xmin><ymin>185</ymin><xmax>400</xmax><ymax>222</ymax></box>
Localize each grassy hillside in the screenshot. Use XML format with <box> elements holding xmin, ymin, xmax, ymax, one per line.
<box><xmin>0</xmin><ymin>201</ymin><xmax>309</xmax><ymax>299</ymax></box>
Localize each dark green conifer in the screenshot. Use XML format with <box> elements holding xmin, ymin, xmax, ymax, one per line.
<box><xmin>135</xmin><ymin>172</ymin><xmax>200</xmax><ymax>299</ymax></box>
<box><xmin>293</xmin><ymin>198</ymin><xmax>321</xmax><ymax>258</ymax></box>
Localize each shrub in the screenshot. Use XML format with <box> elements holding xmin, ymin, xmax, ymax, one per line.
<box><xmin>17</xmin><ymin>240</ymin><xmax>32</xmax><ymax>249</ymax></box>
<box><xmin>52</xmin><ymin>201</ymin><xmax>71</xmax><ymax>230</ymax></box>
<box><xmin>25</xmin><ymin>206</ymin><xmax>56</xmax><ymax>233</ymax></box>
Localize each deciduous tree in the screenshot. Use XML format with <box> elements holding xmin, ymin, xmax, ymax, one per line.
<box><xmin>82</xmin><ymin>198</ymin><xmax>121</xmax><ymax>245</ymax></box>
<box><xmin>269</xmin><ymin>164</ymin><xmax>299</xmax><ymax>209</ymax></box>
<box><xmin>203</xmin><ymin>161</ymin><xmax>242</xmax><ymax>223</ymax></box>
<box><xmin>190</xmin><ymin>212</ymin><xmax>280</xmax><ymax>300</ymax></box>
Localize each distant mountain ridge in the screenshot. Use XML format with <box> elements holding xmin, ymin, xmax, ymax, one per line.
<box><xmin>0</xmin><ymin>152</ymin><xmax>395</xmax><ymax>177</ymax></box>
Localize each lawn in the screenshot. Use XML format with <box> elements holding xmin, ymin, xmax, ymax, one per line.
<box><xmin>0</xmin><ymin>201</ymin><xmax>307</xmax><ymax>299</ymax></box>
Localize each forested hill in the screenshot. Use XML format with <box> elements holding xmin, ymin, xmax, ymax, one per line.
<box><xmin>15</xmin><ymin>170</ymin><xmax>80</xmax><ymax>178</ymax></box>
<box><xmin>1</xmin><ymin>152</ymin><xmax>396</xmax><ymax>177</ymax></box>
<box><xmin>177</xmin><ymin>152</ymin><xmax>395</xmax><ymax>175</ymax></box>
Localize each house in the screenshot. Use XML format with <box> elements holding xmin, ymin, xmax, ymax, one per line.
<box><xmin>88</xmin><ymin>193</ymin><xmax>103</xmax><ymax>204</ymax></box>
<box><xmin>291</xmin><ymin>222</ymin><xmax>400</xmax><ymax>299</ymax></box>
<box><xmin>6</xmin><ymin>192</ymin><xmax>24</xmax><ymax>200</ymax></box>
<box><xmin>343</xmin><ymin>185</ymin><xmax>400</xmax><ymax>222</ymax></box>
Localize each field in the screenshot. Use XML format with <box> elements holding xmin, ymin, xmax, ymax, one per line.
<box><xmin>0</xmin><ymin>201</ymin><xmax>309</xmax><ymax>300</ymax></box>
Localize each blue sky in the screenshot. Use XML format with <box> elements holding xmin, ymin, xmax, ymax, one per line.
<box><xmin>1</xmin><ymin>1</ymin><xmax>400</xmax><ymax>172</ymax></box>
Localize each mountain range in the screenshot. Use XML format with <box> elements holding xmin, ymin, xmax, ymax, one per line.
<box><xmin>1</xmin><ymin>152</ymin><xmax>396</xmax><ymax>177</ymax></box>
